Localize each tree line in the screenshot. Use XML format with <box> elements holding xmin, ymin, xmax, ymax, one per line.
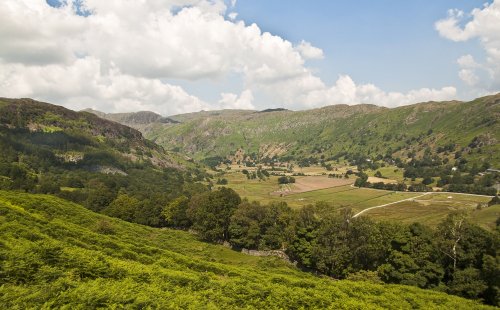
<box><xmin>163</xmin><ymin>187</ymin><xmax>499</xmax><ymax>306</ymax></box>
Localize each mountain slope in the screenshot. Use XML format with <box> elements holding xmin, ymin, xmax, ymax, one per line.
<box><xmin>101</xmin><ymin>94</ymin><xmax>499</xmax><ymax>167</ymax></box>
<box><xmin>0</xmin><ymin>98</ymin><xmax>207</xmax><ymax>226</ymax></box>
<box><xmin>82</xmin><ymin>108</ymin><xmax>180</xmax><ymax>132</ymax></box>
<box><xmin>0</xmin><ymin>190</ymin><xmax>492</xmax><ymax>309</ymax></box>
<box><xmin>0</xmin><ymin>97</ymin><xmax>178</xmax><ymax>169</ymax></box>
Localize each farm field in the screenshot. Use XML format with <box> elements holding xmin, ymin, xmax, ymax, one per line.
<box><xmin>470</xmin><ymin>204</ymin><xmax>500</xmax><ymax>231</ymax></box>
<box><xmin>220</xmin><ymin>173</ymin><xmax>420</xmax><ymax>209</ymax></box>
<box><xmin>272</xmin><ymin>175</ymin><xmax>353</xmax><ymax>196</ymax></box>
<box><xmin>366</xmin><ymin>166</ymin><xmax>405</xmax><ymax>182</ymax></box>
<box><xmin>219</xmin><ymin>172</ymin><xmax>497</xmax><ymax>228</ymax></box>
<box><xmin>360</xmin><ymin>192</ymin><xmax>495</xmax><ymax>228</ymax></box>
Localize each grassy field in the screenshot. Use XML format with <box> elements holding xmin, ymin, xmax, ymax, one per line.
<box><xmin>219</xmin><ymin>172</ymin><xmax>497</xmax><ymax>229</ymax></box>
<box><xmin>366</xmin><ymin>166</ymin><xmax>405</xmax><ymax>182</ymax></box>
<box><xmin>471</xmin><ymin>204</ymin><xmax>500</xmax><ymax>231</ymax></box>
<box><xmin>219</xmin><ymin>173</ymin><xmax>419</xmax><ymax>210</ymax></box>
<box><xmin>1</xmin><ymin>190</ymin><xmax>492</xmax><ymax>309</ymax></box>
<box><xmin>361</xmin><ymin>193</ymin><xmax>495</xmax><ymax>227</ymax></box>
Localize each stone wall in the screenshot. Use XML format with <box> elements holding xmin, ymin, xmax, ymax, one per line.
<box><xmin>240</xmin><ymin>248</ymin><xmax>291</xmax><ymax>263</ymax></box>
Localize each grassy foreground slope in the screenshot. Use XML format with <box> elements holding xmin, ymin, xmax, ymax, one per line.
<box><xmin>0</xmin><ymin>192</ymin><xmax>493</xmax><ymax>309</ymax></box>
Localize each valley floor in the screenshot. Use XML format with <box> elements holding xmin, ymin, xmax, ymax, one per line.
<box><xmin>217</xmin><ymin>172</ymin><xmax>497</xmax><ymax>229</ymax></box>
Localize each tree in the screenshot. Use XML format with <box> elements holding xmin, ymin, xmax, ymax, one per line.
<box><xmin>229</xmin><ymin>201</ymin><xmax>292</xmax><ymax>250</ymax></box>
<box><xmin>448</xmin><ymin>267</ymin><xmax>487</xmax><ymax>300</ymax></box>
<box><xmin>377</xmin><ymin>222</ymin><xmax>444</xmax><ymax>289</ymax></box>
<box><xmin>311</xmin><ymin>209</ymin><xmax>353</xmax><ymax>278</ymax></box>
<box><xmin>481</xmin><ymin>255</ymin><xmax>500</xmax><ymax>306</ymax></box>
<box><xmin>259</xmin><ymin>202</ymin><xmax>293</xmax><ymax>250</ymax></box>
<box><xmin>287</xmin><ymin>205</ymin><xmax>321</xmax><ymax>268</ymax></box>
<box><xmin>354</xmin><ymin>172</ymin><xmax>368</xmax><ymax>187</ymax></box>
<box><xmin>187</xmin><ymin>187</ymin><xmax>241</xmax><ymax>242</ymax></box>
<box><xmin>103</xmin><ymin>193</ymin><xmax>140</xmax><ymax>222</ymax></box>
<box><xmin>278</xmin><ymin>176</ymin><xmax>295</xmax><ymax>184</ymax></box>
<box><xmin>422</xmin><ymin>177</ymin><xmax>434</xmax><ymax>185</ymax></box>
<box><xmin>229</xmin><ymin>201</ymin><xmax>265</xmax><ymax>249</ymax></box>
<box><xmin>162</xmin><ymin>196</ymin><xmax>191</xmax><ymax>229</ymax></box>
<box><xmin>84</xmin><ymin>180</ymin><xmax>116</xmax><ymax>212</ymax></box>
<box><xmin>436</xmin><ymin>211</ymin><xmax>468</xmax><ymax>273</ymax></box>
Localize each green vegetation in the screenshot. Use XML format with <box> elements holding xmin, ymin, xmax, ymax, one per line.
<box><xmin>108</xmin><ymin>94</ymin><xmax>499</xmax><ymax>170</ymax></box>
<box><xmin>1</xmin><ymin>97</ymin><xmax>499</xmax><ymax>308</ymax></box>
<box><xmin>214</xmin><ymin>173</ymin><xmax>494</xmax><ymax>229</ymax></box>
<box><xmin>278</xmin><ymin>176</ymin><xmax>296</xmax><ymax>184</ymax></box>
<box><xmin>95</xmin><ymin>93</ymin><xmax>500</xmax><ymax>196</ymax></box>
<box><xmin>0</xmin><ymin>98</ymin><xmax>210</xmax><ymax>227</ymax></box>
<box><xmin>0</xmin><ymin>190</ymin><xmax>494</xmax><ymax>309</ymax></box>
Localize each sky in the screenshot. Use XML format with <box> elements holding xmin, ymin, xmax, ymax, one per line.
<box><xmin>0</xmin><ymin>0</ymin><xmax>499</xmax><ymax>116</ymax></box>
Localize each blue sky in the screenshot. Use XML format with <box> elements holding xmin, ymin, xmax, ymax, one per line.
<box><xmin>232</xmin><ymin>1</ymin><xmax>487</xmax><ymax>97</ymax></box>
<box><xmin>234</xmin><ymin>1</ymin><xmax>484</xmax><ymax>90</ymax></box>
<box><xmin>167</xmin><ymin>0</ymin><xmax>497</xmax><ymax>110</ymax></box>
<box><xmin>1</xmin><ymin>0</ymin><xmax>499</xmax><ymax>114</ymax></box>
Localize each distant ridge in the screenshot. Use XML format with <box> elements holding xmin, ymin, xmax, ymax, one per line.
<box><xmin>83</xmin><ymin>109</ymin><xmax>180</xmax><ymax>128</ymax></box>
<box><xmin>94</xmin><ymin>93</ymin><xmax>499</xmax><ymax>167</ymax></box>
<box><xmin>258</xmin><ymin>108</ymin><xmax>289</xmax><ymax>113</ymax></box>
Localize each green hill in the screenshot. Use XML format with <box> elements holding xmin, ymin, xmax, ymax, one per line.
<box><xmin>0</xmin><ymin>97</ymin><xmax>183</xmax><ymax>169</ymax></box>
<box><xmin>106</xmin><ymin>94</ymin><xmax>499</xmax><ymax>167</ymax></box>
<box><xmin>0</xmin><ymin>190</ymin><xmax>492</xmax><ymax>309</ymax></box>
<box><xmin>0</xmin><ymin>98</ymin><xmax>207</xmax><ymax>227</ymax></box>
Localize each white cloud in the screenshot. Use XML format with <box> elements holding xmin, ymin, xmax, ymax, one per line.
<box><xmin>0</xmin><ymin>0</ymin><xmax>463</xmax><ymax>114</ymax></box>
<box><xmin>218</xmin><ymin>89</ymin><xmax>254</xmax><ymax>110</ymax></box>
<box><xmin>295</xmin><ymin>40</ymin><xmax>324</xmax><ymax>60</ymax></box>
<box><xmin>456</xmin><ymin>55</ymin><xmax>480</xmax><ymax>86</ymax></box>
<box><xmin>458</xmin><ymin>69</ymin><xmax>479</xmax><ymax>86</ymax></box>
<box><xmin>0</xmin><ymin>57</ymin><xmax>209</xmax><ymax>115</ymax></box>
<box><xmin>300</xmin><ymin>75</ymin><xmax>457</xmax><ymax>108</ymax></box>
<box><xmin>228</xmin><ymin>12</ymin><xmax>238</xmax><ymax>20</ymax></box>
<box><xmin>457</xmin><ymin>54</ymin><xmax>479</xmax><ymax>68</ymax></box>
<box><xmin>436</xmin><ymin>1</ymin><xmax>500</xmax><ymax>91</ymax></box>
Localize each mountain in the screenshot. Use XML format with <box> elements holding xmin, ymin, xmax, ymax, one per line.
<box><xmin>0</xmin><ymin>190</ymin><xmax>492</xmax><ymax>309</ymax></box>
<box><xmin>0</xmin><ymin>98</ymin><xmax>205</xmax><ymax>226</ymax></box>
<box><xmin>82</xmin><ymin>109</ymin><xmax>179</xmax><ymax>132</ymax></box>
<box><xmin>0</xmin><ymin>98</ymin><xmax>180</xmax><ymax>169</ymax></box>
<box><xmin>96</xmin><ymin>94</ymin><xmax>499</xmax><ymax>167</ymax></box>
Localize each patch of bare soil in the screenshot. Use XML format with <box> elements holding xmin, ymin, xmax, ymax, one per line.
<box><xmin>272</xmin><ymin>176</ymin><xmax>353</xmax><ymax>196</ymax></box>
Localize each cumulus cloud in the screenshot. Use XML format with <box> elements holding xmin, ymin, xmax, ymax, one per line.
<box><xmin>218</xmin><ymin>89</ymin><xmax>254</xmax><ymax>110</ymax></box>
<box><xmin>228</xmin><ymin>12</ymin><xmax>238</xmax><ymax>20</ymax></box>
<box><xmin>295</xmin><ymin>41</ymin><xmax>324</xmax><ymax>60</ymax></box>
<box><xmin>299</xmin><ymin>75</ymin><xmax>457</xmax><ymax>108</ymax></box>
<box><xmin>0</xmin><ymin>57</ymin><xmax>209</xmax><ymax>115</ymax></box>
<box><xmin>0</xmin><ymin>0</ymin><xmax>461</xmax><ymax>114</ymax></box>
<box><xmin>456</xmin><ymin>55</ymin><xmax>480</xmax><ymax>86</ymax></box>
<box><xmin>436</xmin><ymin>1</ymin><xmax>500</xmax><ymax>91</ymax></box>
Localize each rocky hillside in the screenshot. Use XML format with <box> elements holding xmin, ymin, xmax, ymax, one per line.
<box><xmin>0</xmin><ymin>98</ymin><xmax>181</xmax><ymax>169</ymax></box>
<box><xmin>0</xmin><ymin>98</ymin><xmax>207</xmax><ymax>226</ymax></box>
<box><xmin>89</xmin><ymin>94</ymin><xmax>500</xmax><ymax>167</ymax></box>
